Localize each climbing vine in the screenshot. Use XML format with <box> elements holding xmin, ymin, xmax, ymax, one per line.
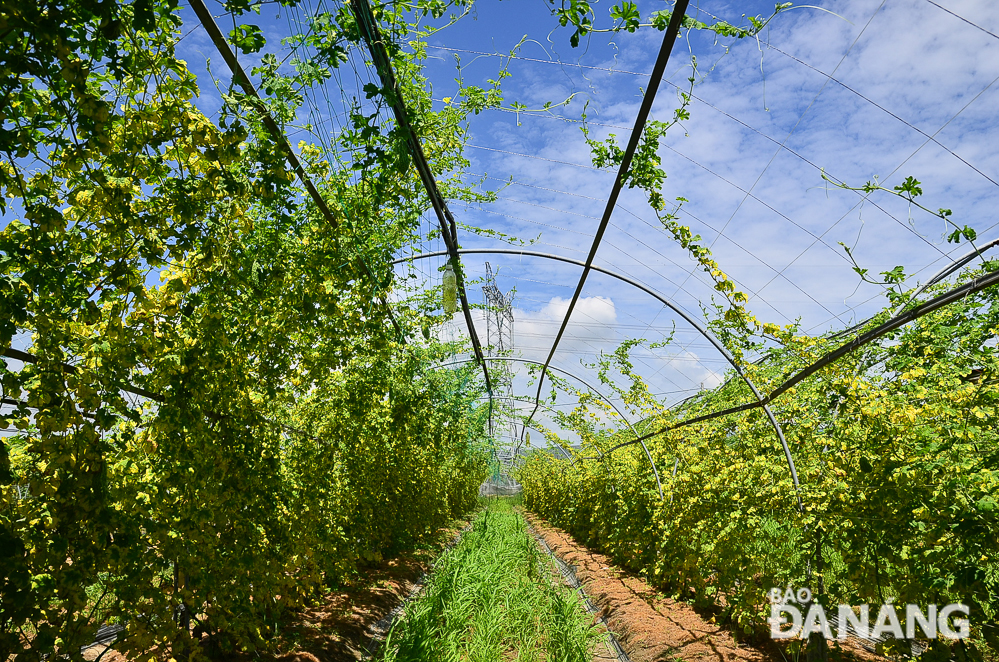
<box><xmin>0</xmin><ymin>0</ymin><xmax>497</xmax><ymax>658</ymax></box>
<box><xmin>521</xmin><ymin>91</ymin><xmax>999</xmax><ymax>656</ymax></box>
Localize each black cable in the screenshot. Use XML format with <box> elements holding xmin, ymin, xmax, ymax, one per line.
<box><xmin>765</xmin><ymin>42</ymin><xmax>999</xmax><ymax>189</ymax></box>
<box><xmin>350</xmin><ymin>0</ymin><xmax>492</xmax><ymax>392</ymax></box>
<box><xmin>522</xmin><ymin>0</ymin><xmax>691</xmax><ymax>435</ymax></box>
<box><xmin>926</xmin><ymin>0</ymin><xmax>999</xmax><ymax>41</ymax></box>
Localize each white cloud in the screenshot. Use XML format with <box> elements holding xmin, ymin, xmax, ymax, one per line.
<box><xmin>514</xmin><ymin>295</ymin><xmax>618</xmax><ymax>360</ymax></box>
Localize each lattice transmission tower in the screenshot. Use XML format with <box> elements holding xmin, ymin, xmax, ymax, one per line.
<box><xmin>481</xmin><ymin>262</ymin><xmax>520</xmax><ymax>489</ymax></box>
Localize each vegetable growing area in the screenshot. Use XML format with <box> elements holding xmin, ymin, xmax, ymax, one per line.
<box><xmin>1</xmin><ymin>0</ymin><xmax>997</xmax><ymax>660</ymax></box>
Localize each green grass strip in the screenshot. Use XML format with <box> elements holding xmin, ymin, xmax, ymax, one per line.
<box><xmin>376</xmin><ymin>498</ymin><xmax>601</xmax><ymax>662</ymax></box>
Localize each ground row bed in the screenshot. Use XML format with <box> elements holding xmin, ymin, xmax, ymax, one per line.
<box><xmin>94</xmin><ymin>503</ymin><xmax>882</xmax><ymax>662</ymax></box>
<box><xmin>525</xmin><ymin>511</ymin><xmax>881</xmax><ymax>662</ymax></box>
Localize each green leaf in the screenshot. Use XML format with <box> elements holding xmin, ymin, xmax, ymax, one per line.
<box><xmin>610</xmin><ymin>2</ymin><xmax>641</xmax><ymax>32</ymax></box>
<box><xmin>229</xmin><ymin>25</ymin><xmax>266</xmax><ymax>55</ymax></box>
<box><xmin>893</xmin><ymin>175</ymin><xmax>923</xmax><ymax>198</ymax></box>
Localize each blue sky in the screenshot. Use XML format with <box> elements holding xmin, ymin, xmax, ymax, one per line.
<box><xmin>9</xmin><ymin>0</ymin><xmax>997</xmax><ymax>443</ymax></box>
<box><xmin>170</xmin><ymin>0</ymin><xmax>999</xmax><ymax>439</ymax></box>
<box><xmin>380</xmin><ymin>0</ymin><xmax>998</xmax><ymax>437</ymax></box>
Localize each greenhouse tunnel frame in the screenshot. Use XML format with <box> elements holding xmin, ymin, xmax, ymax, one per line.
<box><xmin>396</xmin><ymin>248</ymin><xmax>803</xmax><ymax>509</ymax></box>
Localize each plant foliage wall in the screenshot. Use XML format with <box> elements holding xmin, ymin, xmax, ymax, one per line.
<box><xmin>519</xmin><ymin>268</ymin><xmax>999</xmax><ymax>658</ymax></box>
<box><xmin>0</xmin><ymin>0</ymin><xmax>492</xmax><ymax>657</ymax></box>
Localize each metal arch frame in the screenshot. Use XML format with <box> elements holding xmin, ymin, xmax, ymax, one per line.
<box><xmin>489</xmin><ymin>394</ymin><xmax>652</xmax><ymax>469</ymax></box>
<box><xmin>440</xmin><ymin>356</ymin><xmax>664</xmax><ymax>500</ymax></box>
<box><xmin>830</xmin><ymin>236</ymin><xmax>999</xmax><ymax>340</ymax></box>
<box><xmin>520</xmin><ymin>422</ymin><xmax>573</xmax><ymax>461</ymax></box>
<box><xmin>394</xmin><ymin>248</ymin><xmax>802</xmax><ymax>510</ymax></box>
<box><xmin>505</xmin><ymin>395</ymin><xmax>624</xmax><ymax>462</ymax></box>
<box><xmin>485</xmin><ymin>394</ymin><xmax>577</xmax><ymax>462</ymax></box>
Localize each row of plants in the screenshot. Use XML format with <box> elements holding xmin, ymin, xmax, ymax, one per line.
<box><xmin>518</xmin><ymin>263</ymin><xmax>999</xmax><ymax>660</ymax></box>
<box><xmin>0</xmin><ymin>0</ymin><xmax>498</xmax><ymax>657</ymax></box>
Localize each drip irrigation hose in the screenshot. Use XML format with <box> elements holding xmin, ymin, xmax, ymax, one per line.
<box><xmin>530</xmin><ymin>526</ymin><xmax>631</xmax><ymax>662</ymax></box>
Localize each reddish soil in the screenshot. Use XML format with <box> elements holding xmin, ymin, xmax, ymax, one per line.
<box><xmin>524</xmin><ymin>512</ymin><xmax>878</xmax><ymax>662</ymax></box>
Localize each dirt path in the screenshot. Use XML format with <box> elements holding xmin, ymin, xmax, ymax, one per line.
<box><xmin>524</xmin><ymin>512</ymin><xmax>775</xmax><ymax>662</ymax></box>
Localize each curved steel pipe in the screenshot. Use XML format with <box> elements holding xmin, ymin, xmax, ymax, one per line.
<box><xmin>438</xmin><ymin>355</ymin><xmax>664</xmax><ymax>500</ymax></box>
<box><xmin>397</xmin><ymin>248</ymin><xmax>800</xmax><ymax>509</ymax></box>
<box><xmin>830</xmin><ymin>236</ymin><xmax>999</xmax><ymax>340</ymax></box>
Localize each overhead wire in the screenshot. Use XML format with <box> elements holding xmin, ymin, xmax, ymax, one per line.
<box><xmin>754</xmin><ymin>71</ymin><xmax>999</xmax><ymax>303</ymax></box>
<box><xmin>459</xmin><ymin>171</ymin><xmax>849</xmax><ymax>328</ymax></box>
<box><xmin>456</xmin><ymin>98</ymin><xmax>975</xmax><ymax>347</ymax></box>
<box><xmin>462</xmin><ymin>116</ymin><xmax>943</xmax><ymax>340</ymax></box>
<box><xmin>475</xmin><ymin>108</ymin><xmax>873</xmax><ymax>302</ymax></box>
<box><xmin>764</xmin><ymin>41</ymin><xmax>999</xmax><ymax>190</ymax></box>
<box><xmin>465</xmin><ymin>143</ymin><xmax>606</xmax><ymax>172</ymax></box>
<box><xmin>669</xmin><ymin>0</ymin><xmax>891</xmax><ymax>303</ymax></box>
<box><xmin>432</xmin><ymin>41</ymin><xmax>967</xmax><ymax>258</ymax></box>
<box><xmin>925</xmin><ymin>0</ymin><xmax>999</xmax><ymax>42</ymax></box>
<box><xmin>463</xmin><ymin>123</ymin><xmax>857</xmax><ymax>328</ymax></box>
